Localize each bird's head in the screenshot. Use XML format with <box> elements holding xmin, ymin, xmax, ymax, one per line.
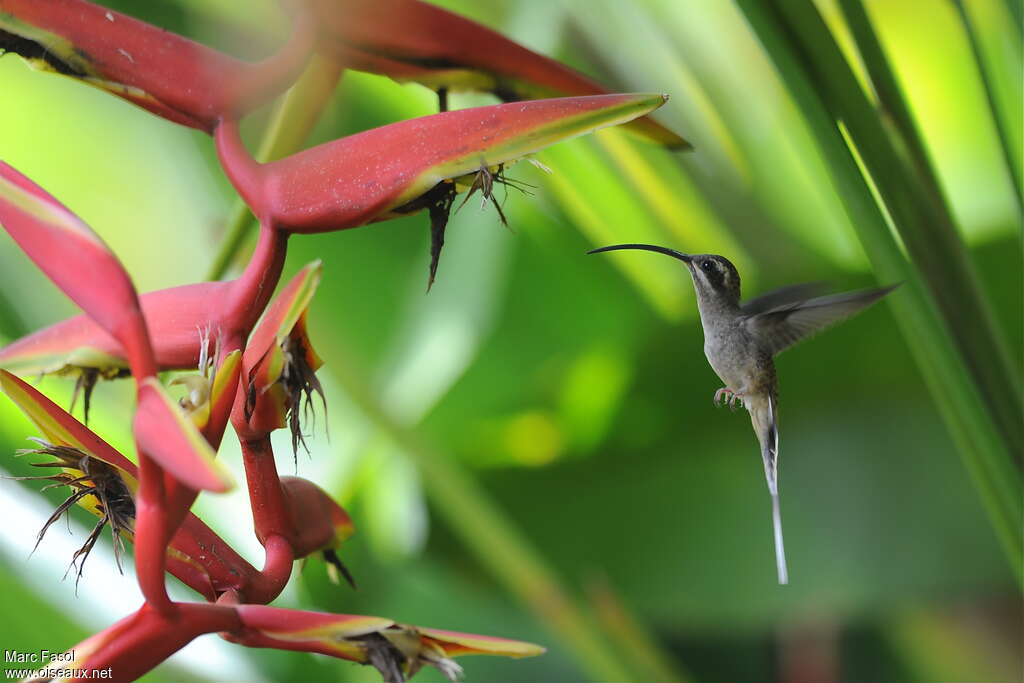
<box><xmin>587</xmin><ymin>244</ymin><xmax>741</xmax><ymax>306</ymax></box>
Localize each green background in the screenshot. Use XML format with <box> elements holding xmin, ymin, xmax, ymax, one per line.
<box><xmin>0</xmin><ymin>1</ymin><xmax>1020</xmax><ymax>681</ymax></box>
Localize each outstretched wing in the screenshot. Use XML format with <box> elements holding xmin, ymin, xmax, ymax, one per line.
<box><xmin>744</xmin><ymin>284</ymin><xmax>899</xmax><ymax>356</ymax></box>
<box><xmin>740</xmin><ymin>281</ymin><xmax>828</xmax><ymax>316</ymax></box>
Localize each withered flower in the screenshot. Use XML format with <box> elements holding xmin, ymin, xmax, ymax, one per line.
<box><xmin>11</xmin><ymin>439</ymin><xmax>135</xmax><ymax>582</ymax></box>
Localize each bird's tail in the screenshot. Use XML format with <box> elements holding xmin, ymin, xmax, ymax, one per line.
<box><xmin>748</xmin><ymin>393</ymin><xmax>788</xmax><ymax>585</ymax></box>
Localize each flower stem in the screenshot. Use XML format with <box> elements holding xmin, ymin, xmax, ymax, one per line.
<box><xmin>238</xmin><ymin>436</ymin><xmax>292</xmax><ymax>544</ymax></box>
<box><xmin>207</xmin><ymin>54</ymin><xmax>343</xmax><ymax>281</ymax></box>
<box><xmin>79</xmin><ymin>601</ymin><xmax>241</xmax><ymax>681</ymax></box>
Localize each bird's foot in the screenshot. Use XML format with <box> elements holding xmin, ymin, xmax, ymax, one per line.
<box><xmin>713</xmin><ymin>387</ymin><xmax>744</xmax><ymax>411</ymax></box>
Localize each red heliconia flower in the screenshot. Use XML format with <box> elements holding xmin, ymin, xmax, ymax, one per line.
<box><xmin>0</xmin><ymin>224</ymin><xmax>288</xmax><ymax>418</ymax></box>
<box><xmin>235</xmin><ymin>261</ymin><xmax>324</xmax><ymax>450</ymax></box>
<box><xmin>0</xmin><ymin>281</ymin><xmax>232</xmax><ymax>377</ymax></box>
<box><xmin>1</xmin><ymin>0</ymin><xmax>686</xmax><ymax>150</ymax></box>
<box><xmin>232</xmin><ymin>605</ymin><xmax>545</xmax><ymax>681</ymax></box>
<box><xmin>304</xmin><ymin>0</ymin><xmax>687</xmax><ymax>148</ymax></box>
<box><xmin>0</xmin><ymin>369</ymin><xmax>254</xmax><ymax>595</ymax></box>
<box><xmin>1</xmin><ymin>365</ymin><xmax>361</xmax><ymax>607</ymax></box>
<box><xmin>218</xmin><ymin>93</ymin><xmax>669</xmax><ymax>285</ymax></box>
<box><xmin>279</xmin><ymin>476</ymin><xmax>357</xmax><ymax>586</ymax></box>
<box><xmin>221</xmin><ymin>93</ymin><xmax>668</xmax><ymax>233</ymax></box>
<box><xmin>0</xmin><ymin>0</ymin><xmax>314</xmax><ymax>131</ymax></box>
<box><xmin>0</xmin><ymin>163</ymin><xmax>232</xmax><ymax>492</ymax></box>
<box><xmin>28</xmin><ymin>601</ymin><xmax>544</xmax><ymax>682</ymax></box>
<box><xmin>0</xmin><ymin>162</ymin><xmax>152</xmax><ymax>376</ymax></box>
<box><xmin>0</xmin><ymin>94</ymin><xmax>670</xmax><ymax>382</ymax></box>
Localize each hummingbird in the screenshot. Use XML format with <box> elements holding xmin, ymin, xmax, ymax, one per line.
<box><xmin>588</xmin><ymin>243</ymin><xmax>898</xmax><ymax>584</ymax></box>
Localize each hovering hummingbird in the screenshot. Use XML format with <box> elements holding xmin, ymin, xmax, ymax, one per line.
<box><xmin>588</xmin><ymin>243</ymin><xmax>898</xmax><ymax>584</ymax></box>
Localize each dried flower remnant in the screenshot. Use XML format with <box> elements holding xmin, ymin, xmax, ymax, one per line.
<box><xmin>9</xmin><ymin>440</ymin><xmax>135</xmax><ymax>581</ymax></box>
<box><xmin>171</xmin><ymin>326</ymin><xmax>232</xmax><ymax>429</ymax></box>
<box><xmin>391</xmin><ymin>163</ymin><xmax>532</xmax><ymax>288</ymax></box>
<box><xmin>356</xmin><ymin>627</ymin><xmax>464</xmax><ymax>682</ymax></box>
<box><xmin>69</xmin><ymin>365</ymin><xmax>131</xmax><ymax>424</ymax></box>
<box><xmin>241</xmin><ymin>321</ymin><xmax>326</xmax><ymax>460</ymax></box>
<box><xmin>323</xmin><ymin>547</ymin><xmax>358</xmax><ymax>589</ymax></box>
<box><xmin>279</xmin><ymin>329</ymin><xmax>326</xmax><ymax>457</ymax></box>
<box><xmin>389</xmin><ymin>181</ymin><xmax>458</xmax><ymax>290</ymax></box>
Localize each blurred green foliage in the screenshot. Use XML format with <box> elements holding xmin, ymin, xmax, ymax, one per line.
<box><xmin>0</xmin><ymin>0</ymin><xmax>1020</xmax><ymax>682</ymax></box>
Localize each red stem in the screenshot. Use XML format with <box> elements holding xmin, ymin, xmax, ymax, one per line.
<box><xmin>239</xmin><ymin>436</ymin><xmax>293</xmax><ymax>544</ymax></box>
<box><xmin>215</xmin><ymin>119</ymin><xmax>267</xmax><ymax>218</ymax></box>
<box><xmin>73</xmin><ymin>602</ymin><xmax>241</xmax><ymax>682</ymax></box>
<box><xmin>226</xmin><ymin>223</ymin><xmax>289</xmax><ymax>333</ymax></box>
<box><xmin>131</xmin><ymin>455</ymin><xmax>173</xmax><ymax>613</ymax></box>
<box><xmin>245</xmin><ymin>534</ymin><xmax>295</xmax><ymax>604</ymax></box>
<box><xmin>135</xmin><ymin>219</ymin><xmax>286</xmax><ymax>602</ymax></box>
<box><xmin>132</xmin><ymin>222</ymin><xmax>287</xmax><ymax>607</ymax></box>
<box><xmin>161</xmin><ymin>342</ymin><xmax>245</xmax><ymax>537</ymax></box>
<box><xmin>168</xmin><ymin>515</ymin><xmax>262</xmax><ymax>599</ymax></box>
<box><xmin>161</xmin><ymin>477</ymin><xmax>197</xmax><ymax>548</ymax></box>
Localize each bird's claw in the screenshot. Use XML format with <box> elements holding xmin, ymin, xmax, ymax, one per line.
<box><xmin>713</xmin><ymin>387</ymin><xmax>728</xmax><ymax>407</ymax></box>
<box><xmin>713</xmin><ymin>387</ymin><xmax>743</xmax><ymax>411</ymax></box>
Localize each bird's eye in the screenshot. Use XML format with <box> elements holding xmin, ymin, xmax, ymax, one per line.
<box><xmin>701</xmin><ymin>260</ymin><xmax>714</xmax><ymax>271</ymax></box>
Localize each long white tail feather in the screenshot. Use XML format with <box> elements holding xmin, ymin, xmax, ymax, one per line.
<box><xmin>765</xmin><ymin>395</ymin><xmax>778</xmax><ymax>495</ymax></box>
<box><xmin>771</xmin><ymin>490</ymin><xmax>788</xmax><ymax>584</ymax></box>
<box><xmin>750</xmin><ymin>394</ymin><xmax>788</xmax><ymax>584</ymax></box>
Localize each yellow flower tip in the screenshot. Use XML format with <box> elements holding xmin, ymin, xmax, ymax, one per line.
<box><xmin>418</xmin><ymin>627</ymin><xmax>547</xmax><ymax>659</ymax></box>
<box><xmin>333</xmin><ymin>514</ymin><xmax>356</xmax><ymax>543</ymax></box>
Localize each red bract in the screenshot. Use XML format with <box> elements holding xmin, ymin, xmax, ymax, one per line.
<box><xmin>133</xmin><ymin>379</ymin><xmax>232</xmax><ymax>492</ymax></box>
<box><xmin>36</xmin><ymin>600</ymin><xmax>543</xmax><ymax>682</ymax></box>
<box><xmin>0</xmin><ymin>162</ymin><xmax>154</xmax><ymax>378</ymax></box>
<box><xmin>0</xmin><ymin>0</ymin><xmax>314</xmax><ymax>131</ymax></box>
<box><xmin>0</xmin><ymin>226</ymin><xmax>288</xmax><ymax>380</ymax></box>
<box><xmin>279</xmin><ymin>476</ymin><xmax>355</xmax><ymax>559</ymax></box>
<box><xmin>0</xmin><ymin>282</ymin><xmax>230</xmax><ymax>376</ymax></box>
<box><xmin>219</xmin><ymin>93</ymin><xmax>669</xmax><ymax>232</ymax></box>
<box><xmin>306</xmin><ymin>0</ymin><xmax>687</xmax><ymax>148</ymax></box>
<box><xmin>235</xmin><ymin>261</ymin><xmax>323</xmax><ymax>445</ymax></box>
<box><xmin>232</xmin><ymin>605</ymin><xmax>544</xmax><ymax>680</ymax></box>
<box><xmin>0</xmin><ymin>165</ymin><xmax>236</xmax><ymax>492</ymax></box>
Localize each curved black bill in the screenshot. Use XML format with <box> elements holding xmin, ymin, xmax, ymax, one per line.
<box><xmin>587</xmin><ymin>243</ymin><xmax>691</xmax><ymax>263</ymax></box>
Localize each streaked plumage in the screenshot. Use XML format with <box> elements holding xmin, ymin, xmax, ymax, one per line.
<box><xmin>589</xmin><ymin>243</ymin><xmax>898</xmax><ymax>584</ymax></box>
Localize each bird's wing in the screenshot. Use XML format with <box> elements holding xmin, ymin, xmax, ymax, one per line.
<box><xmin>743</xmin><ymin>284</ymin><xmax>899</xmax><ymax>356</ymax></box>
<box><xmin>740</xmin><ymin>281</ymin><xmax>828</xmax><ymax>316</ymax></box>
